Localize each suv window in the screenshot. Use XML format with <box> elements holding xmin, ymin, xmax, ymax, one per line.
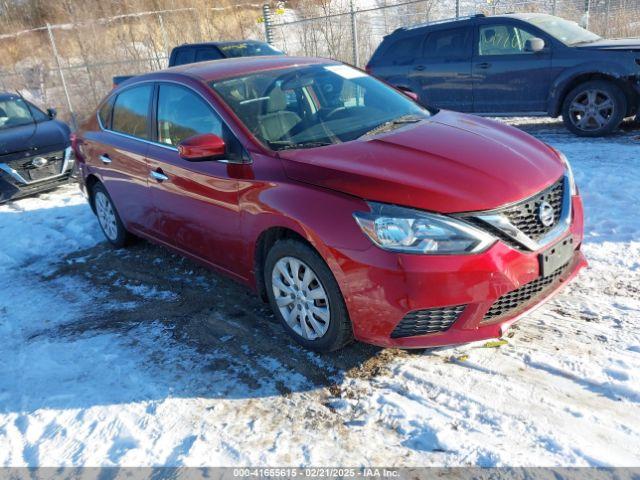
<box><xmin>173</xmin><ymin>49</ymin><xmax>195</xmax><ymax>66</ymax></box>
<box><xmin>98</xmin><ymin>98</ymin><xmax>113</xmax><ymax>128</ymax></box>
<box><xmin>479</xmin><ymin>24</ymin><xmax>538</xmax><ymax>55</ymax></box>
<box><xmin>156</xmin><ymin>84</ymin><xmax>223</xmax><ymax>146</ymax></box>
<box><xmin>195</xmin><ymin>48</ymin><xmax>223</xmax><ymax>62</ymax></box>
<box><xmin>424</xmin><ymin>27</ymin><xmax>472</xmax><ymax>59</ymax></box>
<box><xmin>384</xmin><ymin>35</ymin><xmax>424</xmax><ymax>59</ymax></box>
<box><xmin>111</xmin><ymin>84</ymin><xmax>152</xmax><ymax>139</ymax></box>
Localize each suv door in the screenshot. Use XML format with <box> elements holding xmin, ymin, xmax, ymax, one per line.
<box><xmin>409</xmin><ymin>26</ymin><xmax>473</xmax><ymax>111</ymax></box>
<box><xmin>472</xmin><ymin>21</ymin><xmax>553</xmax><ymax>113</ymax></box>
<box><xmin>146</xmin><ymin>82</ymin><xmax>245</xmax><ymax>276</ymax></box>
<box><xmin>87</xmin><ymin>84</ymin><xmax>154</xmax><ymax>233</ymax></box>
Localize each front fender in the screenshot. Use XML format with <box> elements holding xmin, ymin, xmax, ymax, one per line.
<box><xmin>548</xmin><ymin>60</ymin><xmax>635</xmax><ymax>115</ymax></box>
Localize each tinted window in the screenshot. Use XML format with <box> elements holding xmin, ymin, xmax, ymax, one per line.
<box><xmin>157</xmin><ymin>84</ymin><xmax>222</xmax><ymax>146</ymax></box>
<box><xmin>479</xmin><ymin>24</ymin><xmax>538</xmax><ymax>55</ymax></box>
<box><xmin>384</xmin><ymin>35</ymin><xmax>424</xmax><ymax>58</ymax></box>
<box><xmin>173</xmin><ymin>49</ymin><xmax>195</xmax><ymax>66</ymax></box>
<box><xmin>217</xmin><ymin>42</ymin><xmax>283</xmax><ymax>58</ymax></box>
<box><xmin>423</xmin><ymin>27</ymin><xmax>472</xmax><ymax>59</ymax></box>
<box><xmin>111</xmin><ymin>85</ymin><xmax>152</xmax><ymax>138</ymax></box>
<box><xmin>98</xmin><ymin>98</ymin><xmax>113</xmax><ymax>128</ymax></box>
<box><xmin>195</xmin><ymin>48</ymin><xmax>223</xmax><ymax>62</ymax></box>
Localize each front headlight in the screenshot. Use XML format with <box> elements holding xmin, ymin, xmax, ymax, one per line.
<box><xmin>353</xmin><ymin>202</ymin><xmax>495</xmax><ymax>254</ymax></box>
<box><xmin>554</xmin><ymin>149</ymin><xmax>577</xmax><ymax>195</ymax></box>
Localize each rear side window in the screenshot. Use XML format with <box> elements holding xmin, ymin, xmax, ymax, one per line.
<box><xmin>195</xmin><ymin>48</ymin><xmax>223</xmax><ymax>62</ymax></box>
<box><xmin>98</xmin><ymin>98</ymin><xmax>113</xmax><ymax>128</ymax></box>
<box><xmin>384</xmin><ymin>34</ymin><xmax>424</xmax><ymax>59</ymax></box>
<box><xmin>423</xmin><ymin>27</ymin><xmax>472</xmax><ymax>59</ymax></box>
<box><xmin>111</xmin><ymin>85</ymin><xmax>152</xmax><ymax>139</ymax></box>
<box><xmin>173</xmin><ymin>49</ymin><xmax>195</xmax><ymax>66</ymax></box>
<box><xmin>156</xmin><ymin>84</ymin><xmax>223</xmax><ymax>146</ymax></box>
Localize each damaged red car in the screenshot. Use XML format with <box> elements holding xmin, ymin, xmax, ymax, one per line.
<box><xmin>74</xmin><ymin>56</ymin><xmax>586</xmax><ymax>352</ymax></box>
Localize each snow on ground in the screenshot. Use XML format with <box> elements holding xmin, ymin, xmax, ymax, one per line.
<box><xmin>0</xmin><ymin>119</ymin><xmax>639</xmax><ymax>467</ymax></box>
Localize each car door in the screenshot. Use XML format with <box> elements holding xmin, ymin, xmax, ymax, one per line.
<box><xmin>472</xmin><ymin>21</ymin><xmax>553</xmax><ymax>113</ymax></box>
<box><xmin>409</xmin><ymin>26</ymin><xmax>473</xmax><ymax>111</ymax></box>
<box><xmin>85</xmin><ymin>84</ymin><xmax>154</xmax><ymax>234</ymax></box>
<box><xmin>146</xmin><ymin>82</ymin><xmax>244</xmax><ymax>275</ymax></box>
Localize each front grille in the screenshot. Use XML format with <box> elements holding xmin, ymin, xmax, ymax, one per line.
<box><xmin>500</xmin><ymin>177</ymin><xmax>565</xmax><ymax>241</ymax></box>
<box><xmin>6</xmin><ymin>150</ymin><xmax>65</xmax><ymax>183</ymax></box>
<box><xmin>482</xmin><ymin>262</ymin><xmax>570</xmax><ymax>323</ymax></box>
<box><xmin>391</xmin><ymin>305</ymin><xmax>465</xmax><ymax>339</ymax></box>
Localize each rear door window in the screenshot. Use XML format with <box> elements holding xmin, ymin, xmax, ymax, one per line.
<box><xmin>111</xmin><ymin>84</ymin><xmax>152</xmax><ymax>139</ymax></box>
<box><xmin>383</xmin><ymin>34</ymin><xmax>425</xmax><ymax>63</ymax></box>
<box><xmin>423</xmin><ymin>27</ymin><xmax>472</xmax><ymax>60</ymax></box>
<box><xmin>195</xmin><ymin>48</ymin><xmax>223</xmax><ymax>62</ymax></box>
<box><xmin>172</xmin><ymin>48</ymin><xmax>195</xmax><ymax>66</ymax></box>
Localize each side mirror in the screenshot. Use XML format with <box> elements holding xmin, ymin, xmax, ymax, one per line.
<box><xmin>524</xmin><ymin>37</ymin><xmax>545</xmax><ymax>53</ymax></box>
<box><xmin>398</xmin><ymin>88</ymin><xmax>419</xmax><ymax>102</ymax></box>
<box><xmin>178</xmin><ymin>133</ymin><xmax>226</xmax><ymax>161</ymax></box>
<box><xmin>47</xmin><ymin>108</ymin><xmax>57</xmax><ymax>119</ymax></box>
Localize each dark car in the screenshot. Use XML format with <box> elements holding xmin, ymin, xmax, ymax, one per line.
<box><xmin>0</xmin><ymin>93</ymin><xmax>74</xmax><ymax>203</ymax></box>
<box><xmin>112</xmin><ymin>40</ymin><xmax>284</xmax><ymax>86</ymax></box>
<box><xmin>367</xmin><ymin>13</ymin><xmax>640</xmax><ymax>136</ymax></box>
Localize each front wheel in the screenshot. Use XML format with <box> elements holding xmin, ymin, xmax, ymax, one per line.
<box><xmin>561</xmin><ymin>80</ymin><xmax>626</xmax><ymax>137</ymax></box>
<box><xmin>264</xmin><ymin>239</ymin><xmax>353</xmax><ymax>352</ymax></box>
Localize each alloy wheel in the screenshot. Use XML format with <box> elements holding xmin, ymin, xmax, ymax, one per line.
<box><xmin>95</xmin><ymin>191</ymin><xmax>118</xmax><ymax>241</ymax></box>
<box><xmin>569</xmin><ymin>89</ymin><xmax>615</xmax><ymax>132</ymax></box>
<box><xmin>271</xmin><ymin>256</ymin><xmax>330</xmax><ymax>340</ymax></box>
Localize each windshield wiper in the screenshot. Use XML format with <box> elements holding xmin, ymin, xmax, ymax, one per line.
<box><xmin>358</xmin><ymin>114</ymin><xmax>424</xmax><ymax>138</ymax></box>
<box><xmin>270</xmin><ymin>140</ymin><xmax>334</xmax><ymax>151</ymax></box>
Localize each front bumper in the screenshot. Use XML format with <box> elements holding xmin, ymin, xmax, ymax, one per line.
<box><xmin>330</xmin><ymin>195</ymin><xmax>586</xmax><ymax>348</ymax></box>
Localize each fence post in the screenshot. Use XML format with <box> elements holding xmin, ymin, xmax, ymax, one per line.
<box><xmin>551</xmin><ymin>0</ymin><xmax>556</xmax><ymax>15</ymax></box>
<box><xmin>583</xmin><ymin>0</ymin><xmax>590</xmax><ymax>29</ymax></box>
<box><xmin>263</xmin><ymin>4</ymin><xmax>274</xmax><ymax>45</ymax></box>
<box><xmin>46</xmin><ymin>23</ymin><xmax>76</xmax><ymax>129</ymax></box>
<box><xmin>455</xmin><ymin>0</ymin><xmax>460</xmax><ymax>19</ymax></box>
<box><xmin>604</xmin><ymin>0</ymin><xmax>610</xmax><ymax>36</ymax></box>
<box><xmin>158</xmin><ymin>13</ymin><xmax>170</xmax><ymax>66</ymax></box>
<box><xmin>350</xmin><ymin>0</ymin><xmax>359</xmax><ymax>67</ymax></box>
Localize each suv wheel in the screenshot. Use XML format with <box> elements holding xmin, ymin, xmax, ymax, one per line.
<box><xmin>264</xmin><ymin>239</ymin><xmax>353</xmax><ymax>352</ymax></box>
<box><xmin>562</xmin><ymin>80</ymin><xmax>626</xmax><ymax>137</ymax></box>
<box><xmin>92</xmin><ymin>183</ymin><xmax>131</xmax><ymax>248</ymax></box>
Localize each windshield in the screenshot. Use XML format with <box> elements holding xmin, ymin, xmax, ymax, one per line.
<box><xmin>527</xmin><ymin>15</ymin><xmax>601</xmax><ymax>45</ymax></box>
<box><xmin>0</xmin><ymin>97</ymin><xmax>48</xmax><ymax>130</ymax></box>
<box><xmin>218</xmin><ymin>42</ymin><xmax>283</xmax><ymax>58</ymax></box>
<box><xmin>210</xmin><ymin>64</ymin><xmax>430</xmax><ymax>150</ymax></box>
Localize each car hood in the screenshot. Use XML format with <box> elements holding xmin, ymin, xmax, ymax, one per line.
<box><xmin>279</xmin><ymin>111</ymin><xmax>565</xmax><ymax>213</ymax></box>
<box><xmin>0</xmin><ymin>120</ymin><xmax>70</xmax><ymax>157</ymax></box>
<box><xmin>574</xmin><ymin>38</ymin><xmax>640</xmax><ymax>51</ymax></box>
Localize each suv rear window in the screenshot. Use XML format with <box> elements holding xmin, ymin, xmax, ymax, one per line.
<box><xmin>173</xmin><ymin>49</ymin><xmax>195</xmax><ymax>66</ymax></box>
<box><xmin>423</xmin><ymin>27</ymin><xmax>472</xmax><ymax>59</ymax></box>
<box><xmin>111</xmin><ymin>85</ymin><xmax>152</xmax><ymax>139</ymax></box>
<box><xmin>384</xmin><ymin>35</ymin><xmax>424</xmax><ymax>58</ymax></box>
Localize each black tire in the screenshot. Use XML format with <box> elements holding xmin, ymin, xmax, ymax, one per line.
<box><xmin>264</xmin><ymin>239</ymin><xmax>353</xmax><ymax>352</ymax></box>
<box><xmin>91</xmin><ymin>182</ymin><xmax>131</xmax><ymax>248</ymax></box>
<box><xmin>561</xmin><ymin>80</ymin><xmax>626</xmax><ymax>137</ymax></box>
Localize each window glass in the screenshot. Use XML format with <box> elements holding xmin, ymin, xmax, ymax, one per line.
<box><xmin>217</xmin><ymin>42</ymin><xmax>283</xmax><ymax>58</ymax></box>
<box><xmin>479</xmin><ymin>25</ymin><xmax>538</xmax><ymax>55</ymax></box>
<box><xmin>112</xmin><ymin>85</ymin><xmax>152</xmax><ymax>138</ymax></box>
<box><xmin>424</xmin><ymin>28</ymin><xmax>472</xmax><ymax>59</ymax></box>
<box><xmin>195</xmin><ymin>48</ymin><xmax>223</xmax><ymax>62</ymax></box>
<box><xmin>385</xmin><ymin>35</ymin><xmax>424</xmax><ymax>58</ymax></box>
<box><xmin>526</xmin><ymin>14</ymin><xmax>599</xmax><ymax>45</ymax></box>
<box><xmin>173</xmin><ymin>49</ymin><xmax>195</xmax><ymax>66</ymax></box>
<box><xmin>157</xmin><ymin>84</ymin><xmax>222</xmax><ymax>146</ymax></box>
<box><xmin>98</xmin><ymin>99</ymin><xmax>113</xmax><ymax>128</ymax></box>
<box><xmin>28</xmin><ymin>103</ymin><xmax>49</xmax><ymax>122</ymax></box>
<box><xmin>0</xmin><ymin>97</ymin><xmax>33</xmax><ymax>129</ymax></box>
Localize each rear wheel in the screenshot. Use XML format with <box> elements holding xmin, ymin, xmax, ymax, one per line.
<box><xmin>264</xmin><ymin>239</ymin><xmax>353</xmax><ymax>352</ymax></box>
<box><xmin>92</xmin><ymin>183</ymin><xmax>131</xmax><ymax>248</ymax></box>
<box><xmin>561</xmin><ymin>80</ymin><xmax>626</xmax><ymax>137</ymax></box>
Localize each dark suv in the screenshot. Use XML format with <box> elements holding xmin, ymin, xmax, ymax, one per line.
<box><xmin>367</xmin><ymin>13</ymin><xmax>640</xmax><ymax>136</ymax></box>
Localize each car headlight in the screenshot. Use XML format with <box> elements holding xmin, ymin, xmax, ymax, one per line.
<box><xmin>353</xmin><ymin>202</ymin><xmax>495</xmax><ymax>254</ymax></box>
<box><xmin>553</xmin><ymin>148</ymin><xmax>577</xmax><ymax>195</ymax></box>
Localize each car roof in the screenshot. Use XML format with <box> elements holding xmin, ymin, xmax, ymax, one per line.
<box><xmin>174</xmin><ymin>39</ymin><xmax>267</xmax><ymax>49</ymax></box>
<box><xmin>137</xmin><ymin>56</ymin><xmax>340</xmax><ymax>83</ymax></box>
<box><xmin>392</xmin><ymin>12</ymin><xmax>549</xmax><ymax>35</ymax></box>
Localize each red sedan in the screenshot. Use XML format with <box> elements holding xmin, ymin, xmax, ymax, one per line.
<box><xmin>74</xmin><ymin>56</ymin><xmax>586</xmax><ymax>352</ymax></box>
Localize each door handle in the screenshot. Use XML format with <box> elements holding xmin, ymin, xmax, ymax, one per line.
<box><xmin>476</xmin><ymin>62</ymin><xmax>492</xmax><ymax>69</ymax></box>
<box><xmin>99</xmin><ymin>154</ymin><xmax>112</xmax><ymax>164</ymax></box>
<box><xmin>414</xmin><ymin>65</ymin><xmax>426</xmax><ymax>71</ymax></box>
<box><xmin>150</xmin><ymin>169</ymin><xmax>169</xmax><ymax>182</ymax></box>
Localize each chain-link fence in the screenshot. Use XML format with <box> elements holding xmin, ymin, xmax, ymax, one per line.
<box><xmin>266</xmin><ymin>0</ymin><xmax>640</xmax><ymax>68</ymax></box>
<box><xmin>0</xmin><ymin>3</ymin><xmax>263</xmax><ymax>128</ymax></box>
